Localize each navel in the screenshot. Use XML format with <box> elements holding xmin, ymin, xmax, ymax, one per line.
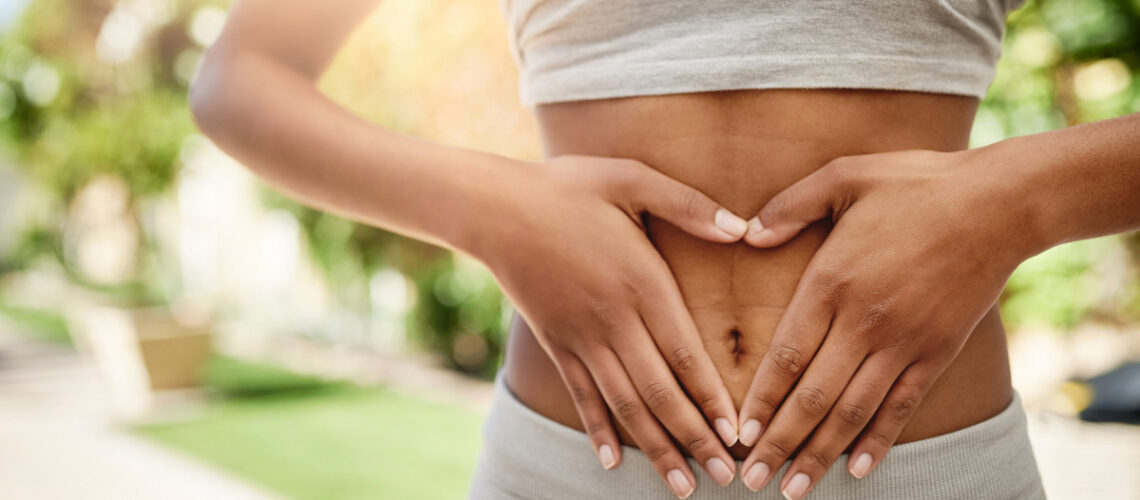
<box><xmin>728</xmin><ymin>327</ymin><xmax>745</xmax><ymax>365</ymax></box>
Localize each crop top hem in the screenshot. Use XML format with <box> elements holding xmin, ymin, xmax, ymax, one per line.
<box><xmin>521</xmin><ymin>53</ymin><xmax>992</xmax><ymax>108</ymax></box>
<box><xmin>501</xmin><ymin>0</ymin><xmax>1024</xmax><ymax>109</ymax></box>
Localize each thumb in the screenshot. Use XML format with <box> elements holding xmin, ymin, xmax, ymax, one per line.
<box><xmin>634</xmin><ymin>170</ymin><xmax>748</xmax><ymax>243</ymax></box>
<box><xmin>745</xmin><ymin>166</ymin><xmax>847</xmax><ymax>247</ymax></box>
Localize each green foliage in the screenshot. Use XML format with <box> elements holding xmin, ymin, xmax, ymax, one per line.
<box><xmin>1</xmin><ymin>0</ymin><xmax>197</xmax><ymax>200</ymax></box>
<box><xmin>1003</xmin><ymin>240</ymin><xmax>1100</xmax><ymax>329</ymax></box>
<box><xmin>7</xmin><ymin>223</ymin><xmax>62</xmax><ymax>270</ymax></box>
<box><xmin>1036</xmin><ymin>0</ymin><xmax>1140</xmax><ymax>59</ymax></box>
<box><xmin>977</xmin><ymin>0</ymin><xmax>1140</xmax><ymax>144</ymax></box>
<box><xmin>407</xmin><ymin>256</ymin><xmax>510</xmax><ymax>378</ymax></box>
<box><xmin>982</xmin><ymin>0</ymin><xmax>1140</xmax><ymax>329</ymax></box>
<box><xmin>260</xmin><ymin>189</ymin><xmax>444</xmax><ymax>289</ymax></box>
<box><xmin>0</xmin><ymin>0</ymin><xmax>203</xmax><ymax>303</ymax></box>
<box><xmin>262</xmin><ymin>189</ymin><xmax>511</xmax><ymax>378</ymax></box>
<box><xmin>25</xmin><ymin>89</ymin><xmax>192</xmax><ymax>199</ymax></box>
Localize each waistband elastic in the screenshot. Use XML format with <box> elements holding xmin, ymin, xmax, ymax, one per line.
<box><xmin>469</xmin><ymin>373</ymin><xmax>1046</xmax><ymax>499</ymax></box>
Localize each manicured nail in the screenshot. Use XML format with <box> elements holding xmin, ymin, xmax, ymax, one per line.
<box><xmin>850</xmin><ymin>452</ymin><xmax>873</xmax><ymax>478</ymax></box>
<box><xmin>743</xmin><ymin>462</ymin><xmax>770</xmax><ymax>491</ymax></box>
<box><xmin>667</xmin><ymin>469</ymin><xmax>694</xmax><ymax>498</ymax></box>
<box><xmin>782</xmin><ymin>472</ymin><xmax>811</xmax><ymax>500</ymax></box>
<box><xmin>597</xmin><ymin>444</ymin><xmax>616</xmax><ymax>470</ymax></box>
<box><xmin>745</xmin><ymin>217</ymin><xmax>774</xmax><ymax>244</ymax></box>
<box><xmin>714</xmin><ymin>417</ymin><xmax>738</xmax><ymax>446</ymax></box>
<box><xmin>747</xmin><ymin>217</ymin><xmax>765</xmax><ymax>234</ymax></box>
<box><xmin>706</xmin><ymin>457</ymin><xmax>735</xmax><ymax>486</ymax></box>
<box><xmin>739</xmin><ymin>419</ymin><xmax>762</xmax><ymax>446</ymax></box>
<box><xmin>715</xmin><ymin>208</ymin><xmax>749</xmax><ymax>238</ymax></box>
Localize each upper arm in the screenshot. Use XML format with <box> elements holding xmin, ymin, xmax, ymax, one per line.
<box><xmin>191</xmin><ymin>0</ymin><xmax>380</xmax><ymax>129</ymax></box>
<box><xmin>200</xmin><ymin>0</ymin><xmax>380</xmax><ymax>81</ymax></box>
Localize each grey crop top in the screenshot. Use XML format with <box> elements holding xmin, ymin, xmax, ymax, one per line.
<box><xmin>500</xmin><ymin>0</ymin><xmax>1026</xmax><ymax>108</ymax></box>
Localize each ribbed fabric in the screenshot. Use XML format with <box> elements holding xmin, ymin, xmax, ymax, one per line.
<box><xmin>469</xmin><ymin>374</ymin><xmax>1046</xmax><ymax>499</ymax></box>
<box><xmin>499</xmin><ymin>0</ymin><xmax>1027</xmax><ymax>108</ymax></box>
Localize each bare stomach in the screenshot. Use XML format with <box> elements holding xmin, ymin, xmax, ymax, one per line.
<box><xmin>504</xmin><ymin>89</ymin><xmax>1013</xmax><ymax>461</ymax></box>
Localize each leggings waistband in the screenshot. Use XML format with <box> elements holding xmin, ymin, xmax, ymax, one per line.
<box><xmin>469</xmin><ymin>374</ymin><xmax>1045</xmax><ymax>499</ymax></box>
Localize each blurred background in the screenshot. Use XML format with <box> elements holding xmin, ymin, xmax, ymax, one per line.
<box><xmin>0</xmin><ymin>0</ymin><xmax>1138</xmax><ymax>499</ymax></box>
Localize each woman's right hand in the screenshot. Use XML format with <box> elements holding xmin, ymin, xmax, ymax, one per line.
<box><xmin>474</xmin><ymin>155</ymin><xmax>748</xmax><ymax>498</ymax></box>
<box><xmin>190</xmin><ymin>3</ymin><xmax>736</xmax><ymax>495</ymax></box>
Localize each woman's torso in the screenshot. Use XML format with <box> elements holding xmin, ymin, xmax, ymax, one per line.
<box><xmin>504</xmin><ymin>88</ymin><xmax>1013</xmax><ymax>461</ymax></box>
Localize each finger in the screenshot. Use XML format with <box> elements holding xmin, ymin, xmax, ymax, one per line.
<box><xmin>777</xmin><ymin>355</ymin><xmax>901</xmax><ymax>499</ymax></box>
<box><xmin>744</xmin><ymin>158</ymin><xmax>855</xmax><ymax>248</ymax></box>
<box><xmin>739</xmin><ymin>331</ymin><xmax>864</xmax><ymax>493</ymax></box>
<box><xmin>737</xmin><ymin>273</ymin><xmax>834</xmax><ymax>447</ymax></box>
<box><xmin>583</xmin><ymin>348</ymin><xmax>699</xmax><ymax>499</ymax></box>
<box><xmin>551</xmin><ymin>349</ymin><xmax>622</xmax><ymax>470</ymax></box>
<box><xmin>848</xmin><ymin>361</ymin><xmax>941</xmax><ymax>480</ymax></box>
<box><xmin>638</xmin><ymin>269</ymin><xmax>740</xmax><ymax>448</ymax></box>
<box><xmin>631</xmin><ymin>168</ymin><xmax>749</xmax><ymax>242</ymax></box>
<box><xmin>611</xmin><ymin>324</ymin><xmax>737</xmax><ymax>487</ymax></box>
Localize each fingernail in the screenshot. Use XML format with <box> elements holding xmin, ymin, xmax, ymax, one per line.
<box><xmin>667</xmin><ymin>469</ymin><xmax>694</xmax><ymax>498</ymax></box>
<box><xmin>747</xmin><ymin>217</ymin><xmax>765</xmax><ymax>234</ymax></box>
<box><xmin>597</xmin><ymin>444</ymin><xmax>617</xmax><ymax>470</ymax></box>
<box><xmin>706</xmin><ymin>457</ymin><xmax>735</xmax><ymax>486</ymax></box>
<box><xmin>714</xmin><ymin>417</ymin><xmax>738</xmax><ymax>446</ymax></box>
<box><xmin>742</xmin><ymin>462</ymin><xmax>770</xmax><ymax>491</ymax></box>
<box><xmin>715</xmin><ymin>208</ymin><xmax>748</xmax><ymax>238</ymax></box>
<box><xmin>850</xmin><ymin>452</ymin><xmax>873</xmax><ymax>478</ymax></box>
<box><xmin>748</xmin><ymin>216</ymin><xmax>764</xmax><ymax>230</ymax></box>
<box><xmin>745</xmin><ymin>218</ymin><xmax>772</xmax><ymax>244</ymax></box>
<box><xmin>782</xmin><ymin>472</ymin><xmax>811</xmax><ymax>500</ymax></box>
<box><xmin>739</xmin><ymin>419</ymin><xmax>762</xmax><ymax>446</ymax></box>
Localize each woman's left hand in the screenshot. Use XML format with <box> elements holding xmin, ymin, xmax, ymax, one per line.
<box><xmin>732</xmin><ymin>148</ymin><xmax>1040</xmax><ymax>498</ymax></box>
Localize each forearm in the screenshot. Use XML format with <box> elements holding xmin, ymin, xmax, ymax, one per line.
<box><xmin>986</xmin><ymin>112</ymin><xmax>1140</xmax><ymax>255</ymax></box>
<box><xmin>189</xmin><ymin>48</ymin><xmax>527</xmax><ymax>256</ymax></box>
<box><xmin>731</xmin><ymin>110</ymin><xmax>1140</xmax><ymax>491</ymax></box>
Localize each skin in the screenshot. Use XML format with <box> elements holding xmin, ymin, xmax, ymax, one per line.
<box><xmin>193</xmin><ymin>0</ymin><xmax>745</xmax><ymax>496</ymax></box>
<box><xmin>191</xmin><ymin>1</ymin><xmax>1140</xmax><ymax>498</ymax></box>
<box><xmin>733</xmin><ymin>113</ymin><xmax>1140</xmax><ymax>498</ymax></box>
<box><xmin>513</xmin><ymin>90</ymin><xmax>1013</xmax><ymax>497</ymax></box>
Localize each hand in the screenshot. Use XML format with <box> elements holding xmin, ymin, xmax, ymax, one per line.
<box><xmin>477</xmin><ymin>155</ymin><xmax>750</xmax><ymax>497</ymax></box>
<box><xmin>733</xmin><ymin>149</ymin><xmax>1033</xmax><ymax>498</ymax></box>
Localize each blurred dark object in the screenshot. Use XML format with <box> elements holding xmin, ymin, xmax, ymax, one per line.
<box><xmin>1079</xmin><ymin>362</ymin><xmax>1140</xmax><ymax>424</ymax></box>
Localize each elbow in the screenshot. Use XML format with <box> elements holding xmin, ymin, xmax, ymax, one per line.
<box><xmin>188</xmin><ymin>59</ymin><xmax>229</xmax><ymax>139</ymax></box>
<box><xmin>188</xmin><ymin>44</ymin><xmax>251</xmax><ymax>143</ymax></box>
<box><xmin>187</xmin><ymin>76</ymin><xmax>214</xmax><ymax>132</ymax></box>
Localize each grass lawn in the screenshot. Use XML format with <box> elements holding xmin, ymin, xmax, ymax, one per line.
<box><xmin>0</xmin><ymin>301</ymin><xmax>72</xmax><ymax>345</ymax></box>
<box><xmin>136</xmin><ymin>356</ymin><xmax>485</xmax><ymax>500</ymax></box>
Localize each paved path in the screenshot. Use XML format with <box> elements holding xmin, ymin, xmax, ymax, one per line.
<box><xmin>1027</xmin><ymin>410</ymin><xmax>1140</xmax><ymax>499</ymax></box>
<box><xmin>0</xmin><ymin>322</ymin><xmax>281</xmax><ymax>500</ymax></box>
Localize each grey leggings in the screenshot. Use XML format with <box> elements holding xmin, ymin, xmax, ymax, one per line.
<box><xmin>469</xmin><ymin>375</ymin><xmax>1046</xmax><ymax>499</ymax></box>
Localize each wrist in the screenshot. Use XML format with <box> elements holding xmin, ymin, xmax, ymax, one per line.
<box><xmin>446</xmin><ymin>152</ymin><xmax>544</xmax><ymax>266</ymax></box>
<box><xmin>968</xmin><ymin>137</ymin><xmax>1061</xmax><ymax>263</ymax></box>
